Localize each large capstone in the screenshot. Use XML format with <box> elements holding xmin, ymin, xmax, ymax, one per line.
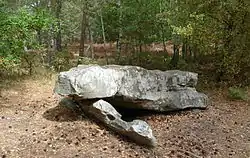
<box><xmin>54</xmin><ymin>64</ymin><xmax>209</xmax><ymax>111</ymax></box>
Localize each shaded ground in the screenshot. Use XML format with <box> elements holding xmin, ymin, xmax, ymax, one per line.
<box><xmin>0</xmin><ymin>76</ymin><xmax>249</xmax><ymax>158</ymax></box>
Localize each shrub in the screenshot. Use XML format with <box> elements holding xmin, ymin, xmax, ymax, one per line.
<box><xmin>228</xmin><ymin>87</ymin><xmax>248</xmax><ymax>101</ymax></box>
<box><xmin>117</xmin><ymin>52</ymin><xmax>172</xmax><ymax>71</ymax></box>
<box><xmin>52</xmin><ymin>51</ymin><xmax>101</xmax><ymax>72</ymax></box>
<box><xmin>77</xmin><ymin>57</ymin><xmax>99</xmax><ymax>65</ymax></box>
<box><xmin>52</xmin><ymin>50</ymin><xmax>72</xmax><ymax>72</ymax></box>
<box><xmin>0</xmin><ymin>56</ymin><xmax>22</xmax><ymax>77</ymax></box>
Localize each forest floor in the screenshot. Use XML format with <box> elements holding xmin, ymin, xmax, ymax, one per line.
<box><xmin>0</xmin><ymin>75</ymin><xmax>249</xmax><ymax>158</ymax></box>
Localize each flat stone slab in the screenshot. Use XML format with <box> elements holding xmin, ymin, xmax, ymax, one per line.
<box><xmin>59</xmin><ymin>98</ymin><xmax>157</xmax><ymax>147</ymax></box>
<box><xmin>54</xmin><ymin>64</ymin><xmax>208</xmax><ymax>111</ymax></box>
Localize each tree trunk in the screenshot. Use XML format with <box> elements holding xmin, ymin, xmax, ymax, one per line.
<box><xmin>37</xmin><ymin>29</ymin><xmax>42</xmax><ymax>45</ymax></box>
<box><xmin>79</xmin><ymin>8</ymin><xmax>87</xmax><ymax>57</ymax></box>
<box><xmin>193</xmin><ymin>44</ymin><xmax>198</xmax><ymax>61</ymax></box>
<box><xmin>100</xmin><ymin>12</ymin><xmax>109</xmax><ymax>64</ymax></box>
<box><xmin>55</xmin><ymin>0</ymin><xmax>62</xmax><ymax>52</ymax></box>
<box><xmin>187</xmin><ymin>45</ymin><xmax>192</xmax><ymax>61</ymax></box>
<box><xmin>88</xmin><ymin>26</ymin><xmax>94</xmax><ymax>59</ymax></box>
<box><xmin>159</xmin><ymin>1</ymin><xmax>166</xmax><ymax>53</ymax></box>
<box><xmin>182</xmin><ymin>42</ymin><xmax>187</xmax><ymax>60</ymax></box>
<box><xmin>139</xmin><ymin>44</ymin><xmax>142</xmax><ymax>53</ymax></box>
<box><xmin>170</xmin><ymin>44</ymin><xmax>179</xmax><ymax>68</ymax></box>
<box><xmin>162</xmin><ymin>34</ymin><xmax>166</xmax><ymax>53</ymax></box>
<box><xmin>116</xmin><ymin>0</ymin><xmax>122</xmax><ymax>61</ymax></box>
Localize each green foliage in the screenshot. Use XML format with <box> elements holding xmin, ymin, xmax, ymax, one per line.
<box><xmin>0</xmin><ymin>4</ymin><xmax>55</xmax><ymax>75</ymax></box>
<box><xmin>0</xmin><ymin>55</ymin><xmax>22</xmax><ymax>77</ymax></box>
<box><xmin>117</xmin><ymin>52</ymin><xmax>193</xmax><ymax>72</ymax></box>
<box><xmin>77</xmin><ymin>57</ymin><xmax>99</xmax><ymax>65</ymax></box>
<box><xmin>1</xmin><ymin>0</ymin><xmax>249</xmax><ymax>87</ymax></box>
<box><xmin>52</xmin><ymin>51</ymin><xmax>72</xmax><ymax>72</ymax></box>
<box><xmin>52</xmin><ymin>51</ymin><xmax>99</xmax><ymax>72</ymax></box>
<box><xmin>228</xmin><ymin>87</ymin><xmax>249</xmax><ymax>101</ymax></box>
<box><xmin>21</xmin><ymin>51</ymin><xmax>43</xmax><ymax>75</ymax></box>
<box><xmin>118</xmin><ymin>52</ymin><xmax>171</xmax><ymax>71</ymax></box>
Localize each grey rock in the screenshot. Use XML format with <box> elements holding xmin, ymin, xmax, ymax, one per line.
<box><xmin>81</xmin><ymin>99</ymin><xmax>157</xmax><ymax>147</ymax></box>
<box><xmin>54</xmin><ymin>64</ymin><xmax>208</xmax><ymax>111</ymax></box>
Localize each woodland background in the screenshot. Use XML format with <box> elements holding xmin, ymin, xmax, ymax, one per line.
<box><xmin>0</xmin><ymin>0</ymin><xmax>250</xmax><ymax>90</ymax></box>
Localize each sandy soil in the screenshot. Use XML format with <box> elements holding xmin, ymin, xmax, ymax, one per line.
<box><xmin>0</xmin><ymin>77</ymin><xmax>249</xmax><ymax>158</ymax></box>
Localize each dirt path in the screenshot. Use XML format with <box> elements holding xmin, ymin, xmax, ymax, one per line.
<box><xmin>0</xmin><ymin>77</ymin><xmax>249</xmax><ymax>158</ymax></box>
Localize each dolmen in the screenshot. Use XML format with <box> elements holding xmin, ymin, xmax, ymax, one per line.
<box><xmin>54</xmin><ymin>64</ymin><xmax>209</xmax><ymax>147</ymax></box>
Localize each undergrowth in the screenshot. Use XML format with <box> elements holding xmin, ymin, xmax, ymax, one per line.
<box><xmin>228</xmin><ymin>87</ymin><xmax>249</xmax><ymax>101</ymax></box>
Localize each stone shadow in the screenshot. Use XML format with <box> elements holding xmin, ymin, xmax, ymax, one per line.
<box><xmin>43</xmin><ymin>97</ymin><xmax>206</xmax><ymax>122</ymax></box>
<box><xmin>103</xmin><ymin>97</ymin><xmax>207</xmax><ymax>121</ymax></box>
<box><xmin>115</xmin><ymin>106</ymin><xmax>206</xmax><ymax>122</ymax></box>
<box><xmin>42</xmin><ymin>97</ymin><xmax>206</xmax><ymax>148</ymax></box>
<box><xmin>42</xmin><ymin>104</ymin><xmax>86</xmax><ymax>122</ymax></box>
<box><xmin>42</xmin><ymin>102</ymin><xmax>155</xmax><ymax>148</ymax></box>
